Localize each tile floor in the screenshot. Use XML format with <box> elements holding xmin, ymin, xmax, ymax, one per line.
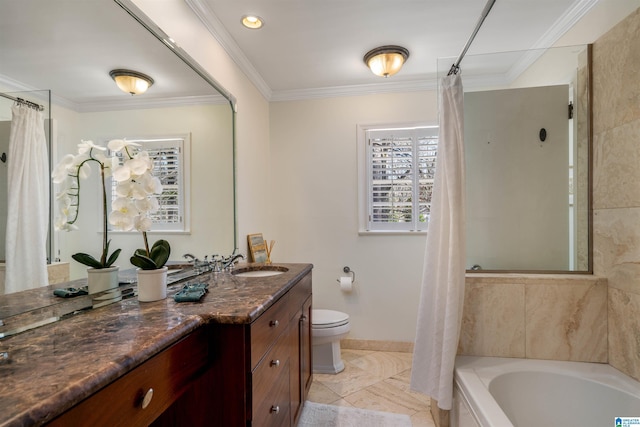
<box><xmin>307</xmin><ymin>349</ymin><xmax>436</xmax><ymax>426</ymax></box>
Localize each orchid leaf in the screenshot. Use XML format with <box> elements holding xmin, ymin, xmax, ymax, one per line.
<box><xmin>150</xmin><ymin>240</ymin><xmax>170</xmax><ymax>268</ymax></box>
<box><xmin>131</xmin><ymin>240</ymin><xmax>171</xmax><ymax>270</ymax></box>
<box><xmin>106</xmin><ymin>248</ymin><xmax>121</xmax><ymax>267</ymax></box>
<box><xmin>130</xmin><ymin>253</ymin><xmax>157</xmax><ymax>270</ymax></box>
<box><xmin>72</xmin><ymin>252</ymin><xmax>103</xmax><ymax>269</ymax></box>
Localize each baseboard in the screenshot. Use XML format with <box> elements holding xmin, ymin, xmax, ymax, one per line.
<box><xmin>341</xmin><ymin>339</ymin><xmax>414</xmax><ymax>353</ymax></box>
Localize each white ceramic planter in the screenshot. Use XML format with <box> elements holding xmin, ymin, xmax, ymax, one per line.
<box><xmin>137</xmin><ymin>266</ymin><xmax>168</xmax><ymax>302</ymax></box>
<box><xmin>86</xmin><ymin>266</ymin><xmax>119</xmax><ymax>295</ymax></box>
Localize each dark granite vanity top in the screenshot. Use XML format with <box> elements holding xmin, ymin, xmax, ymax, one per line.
<box><xmin>0</xmin><ymin>263</ymin><xmax>312</xmax><ymax>426</ymax></box>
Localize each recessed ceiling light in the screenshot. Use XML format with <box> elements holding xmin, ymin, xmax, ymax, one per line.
<box><xmin>241</xmin><ymin>15</ymin><xmax>263</xmax><ymax>29</ymax></box>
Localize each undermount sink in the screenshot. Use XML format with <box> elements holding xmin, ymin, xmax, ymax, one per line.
<box><xmin>232</xmin><ymin>266</ymin><xmax>289</xmax><ymax>278</ymax></box>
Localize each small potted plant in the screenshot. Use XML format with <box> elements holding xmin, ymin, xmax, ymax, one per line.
<box><xmin>108</xmin><ymin>139</ymin><xmax>170</xmax><ymax>302</ymax></box>
<box><xmin>52</xmin><ymin>140</ymin><xmax>121</xmax><ymax>294</ymax></box>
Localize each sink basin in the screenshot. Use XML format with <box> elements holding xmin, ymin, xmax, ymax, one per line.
<box><xmin>232</xmin><ymin>266</ymin><xmax>289</xmax><ymax>278</ymax></box>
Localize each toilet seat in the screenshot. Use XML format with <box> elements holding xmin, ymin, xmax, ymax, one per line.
<box><xmin>312</xmin><ymin>309</ymin><xmax>349</xmax><ymax>329</ymax></box>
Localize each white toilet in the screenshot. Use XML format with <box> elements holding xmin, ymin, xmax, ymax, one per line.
<box><xmin>312</xmin><ymin>309</ymin><xmax>350</xmax><ymax>374</ymax></box>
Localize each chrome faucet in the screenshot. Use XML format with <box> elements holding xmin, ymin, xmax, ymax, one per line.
<box><xmin>222</xmin><ymin>253</ymin><xmax>245</xmax><ymax>270</ymax></box>
<box><xmin>183</xmin><ymin>253</ymin><xmax>198</xmax><ymax>263</ymax></box>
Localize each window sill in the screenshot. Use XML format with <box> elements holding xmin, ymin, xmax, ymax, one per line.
<box><xmin>358</xmin><ymin>230</ymin><xmax>427</xmax><ymax>236</ymax></box>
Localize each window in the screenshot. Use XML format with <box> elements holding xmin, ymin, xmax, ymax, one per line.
<box><xmin>361</xmin><ymin>125</ymin><xmax>438</xmax><ymax>232</ymax></box>
<box><xmin>108</xmin><ymin>135</ymin><xmax>191</xmax><ymax>233</ymax></box>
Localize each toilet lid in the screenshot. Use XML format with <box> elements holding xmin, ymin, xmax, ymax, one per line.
<box><xmin>312</xmin><ymin>309</ymin><xmax>349</xmax><ymax>329</ymax></box>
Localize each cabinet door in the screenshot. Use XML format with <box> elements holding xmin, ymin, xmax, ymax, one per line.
<box><xmin>300</xmin><ymin>296</ymin><xmax>312</xmax><ymax>399</ymax></box>
<box><xmin>291</xmin><ymin>296</ymin><xmax>313</xmax><ymax>425</ymax></box>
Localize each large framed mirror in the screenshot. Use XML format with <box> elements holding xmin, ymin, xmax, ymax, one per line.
<box><xmin>0</xmin><ymin>1</ymin><xmax>236</xmax><ymax>290</ymax></box>
<box><xmin>438</xmin><ymin>44</ymin><xmax>591</xmax><ymax>272</ymax></box>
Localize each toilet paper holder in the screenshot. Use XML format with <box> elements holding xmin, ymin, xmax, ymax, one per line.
<box><xmin>337</xmin><ymin>266</ymin><xmax>355</xmax><ymax>284</ymax></box>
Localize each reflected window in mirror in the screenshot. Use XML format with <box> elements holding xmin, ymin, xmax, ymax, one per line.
<box><xmin>107</xmin><ymin>135</ymin><xmax>191</xmax><ymax>233</ymax></box>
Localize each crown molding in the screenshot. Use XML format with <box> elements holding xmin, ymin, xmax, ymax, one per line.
<box><xmin>506</xmin><ymin>0</ymin><xmax>598</xmax><ymax>82</ymax></box>
<box><xmin>78</xmin><ymin>94</ymin><xmax>228</xmax><ymax>113</ymax></box>
<box><xmin>185</xmin><ymin>0</ymin><xmax>272</xmax><ymax>101</ymax></box>
<box><xmin>1</xmin><ymin>73</ymin><xmax>226</xmax><ymax>112</ymax></box>
<box><xmin>270</xmin><ymin>79</ymin><xmax>438</xmax><ymax>102</ymax></box>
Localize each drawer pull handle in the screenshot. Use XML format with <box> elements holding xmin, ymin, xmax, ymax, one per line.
<box><xmin>270</xmin><ymin>405</ymin><xmax>280</xmax><ymax>414</ymax></box>
<box><xmin>270</xmin><ymin>359</ymin><xmax>280</xmax><ymax>368</ymax></box>
<box><xmin>141</xmin><ymin>388</ymin><xmax>154</xmax><ymax>409</ymax></box>
<box><xmin>269</xmin><ymin>320</ymin><xmax>279</xmax><ymax>328</ymax></box>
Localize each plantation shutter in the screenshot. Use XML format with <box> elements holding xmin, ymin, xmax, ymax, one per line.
<box><xmin>109</xmin><ymin>136</ymin><xmax>189</xmax><ymax>232</ymax></box>
<box><xmin>145</xmin><ymin>140</ymin><xmax>184</xmax><ymax>230</ymax></box>
<box><xmin>366</xmin><ymin>127</ymin><xmax>438</xmax><ymax>231</ymax></box>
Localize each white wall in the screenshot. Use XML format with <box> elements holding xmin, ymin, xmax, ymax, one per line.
<box><xmin>269</xmin><ymin>92</ymin><xmax>437</xmax><ymax>342</ymax></box>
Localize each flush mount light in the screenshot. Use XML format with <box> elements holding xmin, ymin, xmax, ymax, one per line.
<box><xmin>109</xmin><ymin>69</ymin><xmax>154</xmax><ymax>95</ymax></box>
<box><xmin>241</xmin><ymin>15</ymin><xmax>263</xmax><ymax>29</ymax></box>
<box><xmin>363</xmin><ymin>45</ymin><xmax>410</xmax><ymax>78</ymax></box>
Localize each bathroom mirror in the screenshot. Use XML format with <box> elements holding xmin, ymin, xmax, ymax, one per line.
<box><xmin>0</xmin><ymin>1</ymin><xmax>235</xmax><ymax>302</ymax></box>
<box><xmin>439</xmin><ymin>45</ymin><xmax>591</xmax><ymax>272</ymax></box>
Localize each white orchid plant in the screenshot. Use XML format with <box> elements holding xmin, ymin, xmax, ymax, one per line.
<box><xmin>52</xmin><ymin>140</ymin><xmax>121</xmax><ymax>269</ymax></box>
<box><xmin>107</xmin><ymin>140</ymin><xmax>170</xmax><ymax>270</ymax></box>
<box><xmin>52</xmin><ymin>139</ymin><xmax>170</xmax><ymax>270</ymax></box>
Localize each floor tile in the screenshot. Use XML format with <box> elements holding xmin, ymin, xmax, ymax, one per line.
<box><xmin>343</xmin><ymin>379</ymin><xmax>429</xmax><ymax>415</ymax></box>
<box><xmin>308</xmin><ymin>349</ymin><xmax>436</xmax><ymax>426</ymax></box>
<box><xmin>348</xmin><ymin>351</ymin><xmax>413</xmax><ymax>379</ymax></box>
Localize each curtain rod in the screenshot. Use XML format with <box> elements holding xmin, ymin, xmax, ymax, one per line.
<box><xmin>448</xmin><ymin>0</ymin><xmax>497</xmax><ymax>76</ymax></box>
<box><xmin>0</xmin><ymin>91</ymin><xmax>45</xmax><ymax>111</ymax></box>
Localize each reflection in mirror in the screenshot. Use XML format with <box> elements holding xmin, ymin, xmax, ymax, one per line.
<box><xmin>0</xmin><ymin>0</ymin><xmax>236</xmax><ymax>329</ymax></box>
<box><xmin>439</xmin><ymin>45</ymin><xmax>591</xmax><ymax>272</ymax></box>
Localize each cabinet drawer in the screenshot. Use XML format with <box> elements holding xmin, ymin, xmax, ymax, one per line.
<box><xmin>252</xmin><ymin>359</ymin><xmax>291</xmax><ymax>427</ymax></box>
<box><xmin>49</xmin><ymin>328</ymin><xmax>208</xmax><ymax>427</ymax></box>
<box><xmin>251</xmin><ymin>293</ymin><xmax>289</xmax><ymax>369</ymax></box>
<box><xmin>252</xmin><ymin>322</ymin><xmax>290</xmax><ymax>403</ymax></box>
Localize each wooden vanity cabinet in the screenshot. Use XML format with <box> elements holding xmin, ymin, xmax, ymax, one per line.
<box><xmin>158</xmin><ymin>270</ymin><xmax>313</xmax><ymax>426</ymax></box>
<box><xmin>250</xmin><ymin>271</ymin><xmax>313</xmax><ymax>426</ymax></box>
<box><xmin>48</xmin><ymin>271</ymin><xmax>312</xmax><ymax>427</ymax></box>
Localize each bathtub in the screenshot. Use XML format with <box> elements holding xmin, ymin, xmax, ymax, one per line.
<box><xmin>453</xmin><ymin>356</ymin><xmax>640</xmax><ymax>427</ymax></box>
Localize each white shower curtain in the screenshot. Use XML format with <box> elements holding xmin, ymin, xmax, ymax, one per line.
<box><xmin>5</xmin><ymin>104</ymin><xmax>49</xmax><ymax>294</ymax></box>
<box><xmin>410</xmin><ymin>74</ymin><xmax>466</xmax><ymax>410</ymax></box>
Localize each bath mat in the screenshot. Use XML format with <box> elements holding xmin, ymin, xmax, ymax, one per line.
<box><xmin>298</xmin><ymin>401</ymin><xmax>412</xmax><ymax>427</ymax></box>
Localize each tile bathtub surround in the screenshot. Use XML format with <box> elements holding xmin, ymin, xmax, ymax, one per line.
<box><xmin>459</xmin><ymin>274</ymin><xmax>607</xmax><ymax>362</ymax></box>
<box><xmin>591</xmin><ymin>7</ymin><xmax>640</xmax><ymax>380</ymax></box>
<box><xmin>307</xmin><ymin>349</ymin><xmax>435</xmax><ymax>427</ymax></box>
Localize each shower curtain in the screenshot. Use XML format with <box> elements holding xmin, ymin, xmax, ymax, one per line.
<box><xmin>410</xmin><ymin>73</ymin><xmax>466</xmax><ymax>410</ymax></box>
<box><xmin>5</xmin><ymin>104</ymin><xmax>49</xmax><ymax>294</ymax></box>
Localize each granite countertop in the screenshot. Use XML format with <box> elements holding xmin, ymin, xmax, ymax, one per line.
<box><xmin>0</xmin><ymin>262</ymin><xmax>312</xmax><ymax>426</ymax></box>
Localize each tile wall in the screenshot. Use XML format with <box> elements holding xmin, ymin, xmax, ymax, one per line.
<box><xmin>592</xmin><ymin>7</ymin><xmax>640</xmax><ymax>380</ymax></box>
<box><xmin>458</xmin><ymin>274</ymin><xmax>607</xmax><ymax>362</ymax></box>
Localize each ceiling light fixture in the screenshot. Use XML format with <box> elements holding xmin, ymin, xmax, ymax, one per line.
<box><xmin>241</xmin><ymin>15</ymin><xmax>264</xmax><ymax>29</ymax></box>
<box><xmin>109</xmin><ymin>69</ymin><xmax>154</xmax><ymax>95</ymax></box>
<box><xmin>363</xmin><ymin>45</ymin><xmax>410</xmax><ymax>78</ymax></box>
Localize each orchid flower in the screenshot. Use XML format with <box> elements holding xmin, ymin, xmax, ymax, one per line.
<box><xmin>51</xmin><ymin>140</ymin><xmax>121</xmax><ymax>269</ymax></box>
<box><xmin>107</xmin><ymin>140</ymin><xmax>168</xmax><ymax>270</ymax></box>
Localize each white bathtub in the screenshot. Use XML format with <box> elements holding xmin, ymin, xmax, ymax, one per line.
<box><xmin>453</xmin><ymin>356</ymin><xmax>640</xmax><ymax>427</ymax></box>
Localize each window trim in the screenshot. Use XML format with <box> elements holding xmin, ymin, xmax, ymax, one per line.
<box><xmin>357</xmin><ymin>122</ymin><xmax>437</xmax><ymax>234</ymax></box>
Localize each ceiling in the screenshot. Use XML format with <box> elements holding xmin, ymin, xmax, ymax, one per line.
<box><xmin>0</xmin><ymin>0</ymin><xmax>221</xmax><ymax>113</ymax></box>
<box><xmin>186</xmin><ymin>0</ymin><xmax>634</xmax><ymax>100</ymax></box>
<box><xmin>0</xmin><ymin>0</ymin><xmax>638</xmax><ymax>110</ymax></box>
